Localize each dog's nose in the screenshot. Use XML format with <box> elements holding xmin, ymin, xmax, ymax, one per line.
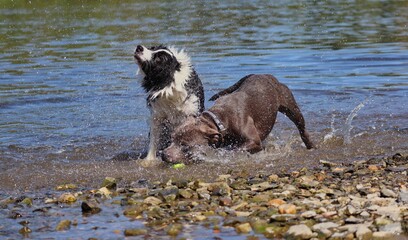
<box><xmin>135</xmin><ymin>45</ymin><xmax>144</xmax><ymax>53</ymax></box>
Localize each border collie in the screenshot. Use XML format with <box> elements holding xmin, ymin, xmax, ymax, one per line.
<box><xmin>134</xmin><ymin>45</ymin><xmax>204</xmax><ymax>166</ymax></box>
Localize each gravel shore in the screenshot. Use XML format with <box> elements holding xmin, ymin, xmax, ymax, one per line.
<box><xmin>1</xmin><ymin>153</ymin><xmax>407</xmax><ymax>239</ymax></box>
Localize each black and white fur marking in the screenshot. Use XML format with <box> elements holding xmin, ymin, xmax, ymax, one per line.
<box><xmin>134</xmin><ymin>45</ymin><xmax>204</xmax><ymax>166</ymax></box>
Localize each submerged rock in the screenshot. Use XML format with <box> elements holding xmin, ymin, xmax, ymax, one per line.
<box><xmin>18</xmin><ymin>226</ymin><xmax>32</xmax><ymax>236</ymax></box>
<box><xmin>124</xmin><ymin>228</ymin><xmax>147</xmax><ymax>236</ymax></box>
<box><xmin>55</xmin><ymin>183</ymin><xmax>78</xmax><ymax>191</ymax></box>
<box><xmin>55</xmin><ymin>220</ymin><xmax>71</xmax><ymax>231</ymax></box>
<box><xmin>166</xmin><ymin>224</ymin><xmax>183</xmax><ymax>236</ymax></box>
<box><xmin>235</xmin><ymin>222</ymin><xmax>252</xmax><ymax>234</ymax></box>
<box><xmin>58</xmin><ymin>193</ymin><xmax>76</xmax><ymax>203</ymax></box>
<box><xmin>81</xmin><ymin>200</ymin><xmax>101</xmax><ymax>215</ymax></box>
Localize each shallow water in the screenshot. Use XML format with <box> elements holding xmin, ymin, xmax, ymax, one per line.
<box><xmin>1</xmin><ymin>0</ymin><xmax>407</xmax><ymax>190</ymax></box>
<box><xmin>1</xmin><ymin>1</ymin><xmax>408</xmax><ymax>239</ymax></box>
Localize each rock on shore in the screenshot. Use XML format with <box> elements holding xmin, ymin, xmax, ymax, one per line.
<box><xmin>1</xmin><ymin>153</ymin><xmax>407</xmax><ymax>239</ymax></box>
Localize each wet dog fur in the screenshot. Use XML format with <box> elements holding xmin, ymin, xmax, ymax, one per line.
<box><xmin>134</xmin><ymin>45</ymin><xmax>204</xmax><ymax>166</ymax></box>
<box><xmin>162</xmin><ymin>74</ymin><xmax>315</xmax><ymax>164</ymax></box>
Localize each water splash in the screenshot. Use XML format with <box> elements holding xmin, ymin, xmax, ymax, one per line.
<box><xmin>323</xmin><ymin>113</ymin><xmax>337</xmax><ymax>142</ymax></box>
<box><xmin>342</xmin><ymin>98</ymin><xmax>370</xmax><ymax>144</ymax></box>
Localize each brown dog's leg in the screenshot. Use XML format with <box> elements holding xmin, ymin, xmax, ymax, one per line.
<box><xmin>278</xmin><ymin>86</ymin><xmax>315</xmax><ymax>149</ymax></box>
<box><xmin>240</xmin><ymin>117</ymin><xmax>263</xmax><ymax>153</ymax></box>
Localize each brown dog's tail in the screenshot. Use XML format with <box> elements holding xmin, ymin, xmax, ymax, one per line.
<box><xmin>209</xmin><ymin>74</ymin><xmax>254</xmax><ymax>101</ymax></box>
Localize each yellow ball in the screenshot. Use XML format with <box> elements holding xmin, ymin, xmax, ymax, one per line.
<box><xmin>172</xmin><ymin>163</ymin><xmax>185</xmax><ymax>169</ymax></box>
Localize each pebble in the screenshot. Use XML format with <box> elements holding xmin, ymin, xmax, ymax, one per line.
<box><xmin>268</xmin><ymin>198</ymin><xmax>286</xmax><ymax>207</ymax></box>
<box><xmin>300</xmin><ymin>210</ymin><xmax>316</xmax><ymax>219</ymax></box>
<box><xmin>101</xmin><ymin>177</ymin><xmax>118</xmax><ymax>189</ymax></box>
<box><xmin>3</xmin><ymin>153</ymin><xmax>408</xmax><ymax>239</ymax></box>
<box><xmin>166</xmin><ymin>224</ymin><xmax>182</xmax><ymax>236</ymax></box>
<box><xmin>379</xmin><ymin>222</ymin><xmax>403</xmax><ymax>234</ymax></box>
<box><xmin>55</xmin><ymin>220</ymin><xmax>71</xmax><ymax>231</ymax></box>
<box><xmin>124</xmin><ymin>228</ymin><xmax>147</xmax><ymax>236</ymax></box>
<box><xmin>97</xmin><ymin>187</ymin><xmax>112</xmax><ymax>198</ymax></box>
<box><xmin>381</xmin><ymin>187</ymin><xmax>397</xmax><ymax>198</ymax></box>
<box><xmin>399</xmin><ymin>188</ymin><xmax>408</xmax><ymax>203</ymax></box>
<box><xmin>312</xmin><ymin>222</ymin><xmax>339</xmax><ymax>233</ymax></box>
<box><xmin>285</xmin><ymin>224</ymin><xmax>314</xmax><ymax>239</ymax></box>
<box><xmin>57</xmin><ymin>193</ymin><xmax>76</xmax><ymax>203</ymax></box>
<box><xmin>278</xmin><ymin>204</ymin><xmax>297</xmax><ymax>214</ymax></box>
<box><xmin>372</xmin><ymin>231</ymin><xmax>395</xmax><ymax>240</ymax></box>
<box><xmin>356</xmin><ymin>225</ymin><xmax>372</xmax><ymax>240</ymax></box>
<box><xmin>81</xmin><ymin>200</ymin><xmax>101</xmax><ymax>214</ymax></box>
<box><xmin>235</xmin><ymin>222</ymin><xmax>252</xmax><ymax>234</ymax></box>
<box><xmin>143</xmin><ymin>196</ymin><xmax>162</xmax><ymax>205</ymax></box>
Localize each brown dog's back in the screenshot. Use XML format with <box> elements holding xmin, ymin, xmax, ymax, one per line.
<box><xmin>210</xmin><ymin>74</ymin><xmax>315</xmax><ymax>149</ymax></box>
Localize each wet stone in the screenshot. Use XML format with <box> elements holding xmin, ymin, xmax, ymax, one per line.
<box><xmin>101</xmin><ymin>177</ymin><xmax>118</xmax><ymax>190</ymax></box>
<box><xmin>159</xmin><ymin>185</ymin><xmax>179</xmax><ymax>202</ymax></box>
<box><xmin>21</xmin><ymin>197</ymin><xmax>32</xmax><ymax>206</ymax></box>
<box><xmin>179</xmin><ymin>189</ymin><xmax>193</xmax><ymax>199</ymax></box>
<box><xmin>123</xmin><ymin>205</ymin><xmax>144</xmax><ymax>217</ymax></box>
<box><xmin>124</xmin><ymin>228</ymin><xmax>147</xmax><ymax>236</ymax></box>
<box><xmin>130</xmin><ymin>188</ymin><xmax>148</xmax><ymax>199</ymax></box>
<box><xmin>55</xmin><ymin>183</ymin><xmax>78</xmax><ymax>191</ymax></box>
<box><xmin>166</xmin><ymin>224</ymin><xmax>183</xmax><ymax>236</ymax></box>
<box><xmin>219</xmin><ymin>196</ymin><xmax>232</xmax><ymax>206</ymax></box>
<box><xmin>19</xmin><ymin>226</ymin><xmax>32</xmax><ymax>236</ymax></box>
<box><xmin>55</xmin><ymin>220</ymin><xmax>71</xmax><ymax>231</ymax></box>
<box><xmin>81</xmin><ymin>200</ymin><xmax>101</xmax><ymax>215</ymax></box>
<box><xmin>58</xmin><ymin>193</ymin><xmax>77</xmax><ymax>203</ymax></box>
<box><xmin>96</xmin><ymin>187</ymin><xmax>112</xmax><ymax>198</ymax></box>
<box><xmin>209</xmin><ymin>182</ymin><xmax>231</xmax><ymax>196</ymax></box>
<box><xmin>235</xmin><ymin>222</ymin><xmax>252</xmax><ymax>234</ymax></box>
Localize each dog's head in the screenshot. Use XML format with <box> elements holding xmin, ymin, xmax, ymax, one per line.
<box><xmin>162</xmin><ymin>116</ymin><xmax>221</xmax><ymax>164</ymax></box>
<box><xmin>134</xmin><ymin>45</ymin><xmax>180</xmax><ymax>75</ymax></box>
<box><xmin>134</xmin><ymin>45</ymin><xmax>186</xmax><ymax>93</ymax></box>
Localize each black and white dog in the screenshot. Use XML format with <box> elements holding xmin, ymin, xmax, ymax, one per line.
<box><xmin>134</xmin><ymin>45</ymin><xmax>204</xmax><ymax>166</ymax></box>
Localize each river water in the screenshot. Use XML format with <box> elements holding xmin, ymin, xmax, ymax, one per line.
<box><xmin>1</xmin><ymin>1</ymin><xmax>407</xmax><ymax>192</ymax></box>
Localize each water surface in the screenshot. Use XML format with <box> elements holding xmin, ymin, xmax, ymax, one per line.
<box><xmin>1</xmin><ymin>0</ymin><xmax>407</xmax><ymax>190</ymax></box>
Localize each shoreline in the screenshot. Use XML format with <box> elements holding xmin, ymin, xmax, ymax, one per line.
<box><xmin>1</xmin><ymin>153</ymin><xmax>407</xmax><ymax>239</ymax></box>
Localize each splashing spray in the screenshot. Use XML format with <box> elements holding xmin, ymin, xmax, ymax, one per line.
<box><xmin>342</xmin><ymin>97</ymin><xmax>370</xmax><ymax>144</ymax></box>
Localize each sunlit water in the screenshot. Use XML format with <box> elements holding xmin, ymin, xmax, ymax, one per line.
<box><xmin>1</xmin><ymin>1</ymin><xmax>408</xmax><ymax>239</ymax></box>
<box><xmin>1</xmin><ymin>1</ymin><xmax>407</xmax><ymax>191</ymax></box>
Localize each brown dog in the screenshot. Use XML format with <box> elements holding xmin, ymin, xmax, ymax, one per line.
<box><xmin>162</xmin><ymin>74</ymin><xmax>315</xmax><ymax>163</ymax></box>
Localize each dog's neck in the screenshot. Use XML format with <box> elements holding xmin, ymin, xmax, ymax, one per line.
<box><xmin>202</xmin><ymin>111</ymin><xmax>226</xmax><ymax>133</ymax></box>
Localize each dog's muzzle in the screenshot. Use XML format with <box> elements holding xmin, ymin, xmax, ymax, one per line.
<box><xmin>135</xmin><ymin>45</ymin><xmax>144</xmax><ymax>53</ymax></box>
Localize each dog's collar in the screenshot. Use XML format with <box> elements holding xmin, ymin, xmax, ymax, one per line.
<box><xmin>202</xmin><ymin>110</ymin><xmax>226</xmax><ymax>133</ymax></box>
